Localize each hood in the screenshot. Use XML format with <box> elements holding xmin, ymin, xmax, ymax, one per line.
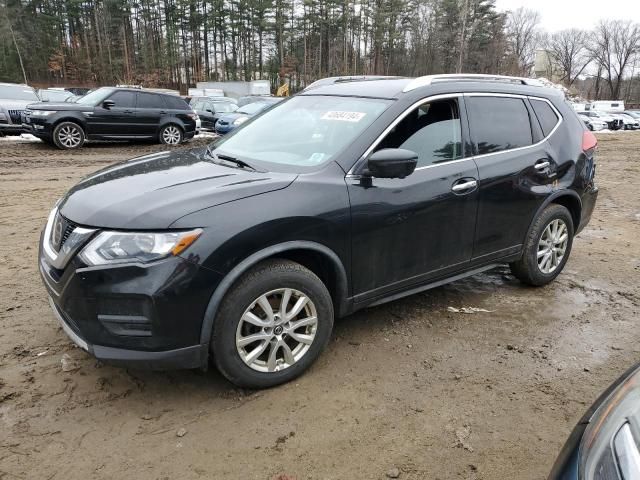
<box><xmin>59</xmin><ymin>148</ymin><xmax>297</xmax><ymax>229</ymax></box>
<box><xmin>0</xmin><ymin>99</ymin><xmax>36</xmax><ymax>110</ymax></box>
<box><xmin>217</xmin><ymin>112</ymin><xmax>247</xmax><ymax>124</ymax></box>
<box><xmin>27</xmin><ymin>102</ymin><xmax>89</xmax><ymax>112</ymax></box>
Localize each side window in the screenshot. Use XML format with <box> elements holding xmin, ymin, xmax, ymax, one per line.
<box><xmin>192</xmin><ymin>100</ymin><xmax>204</xmax><ymax>111</ymax></box>
<box><xmin>375</xmin><ymin>98</ymin><xmax>463</xmax><ymax>168</ymax></box>
<box><xmin>466</xmin><ymin>96</ymin><xmax>533</xmax><ymax>155</ymax></box>
<box><xmin>162</xmin><ymin>95</ymin><xmax>189</xmax><ymax>110</ymax></box>
<box><xmin>530</xmin><ymin>99</ymin><xmax>560</xmax><ymax>137</ymax></box>
<box><xmin>137</xmin><ymin>92</ymin><xmax>161</xmax><ymax>109</ymax></box>
<box><xmin>107</xmin><ymin>91</ymin><xmax>136</xmax><ymax>108</ymax></box>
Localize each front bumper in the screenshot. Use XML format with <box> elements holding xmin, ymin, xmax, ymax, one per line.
<box><xmin>39</xmin><ymin>219</ymin><xmax>221</xmax><ymax>370</ymax></box>
<box><xmin>214</xmin><ymin>123</ymin><xmax>235</xmax><ymax>134</ymax></box>
<box><xmin>0</xmin><ymin>123</ymin><xmax>25</xmax><ymax>134</ymax></box>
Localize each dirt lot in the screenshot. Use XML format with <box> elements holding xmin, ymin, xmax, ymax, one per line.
<box><xmin>1</xmin><ymin>132</ymin><xmax>639</xmax><ymax>480</ymax></box>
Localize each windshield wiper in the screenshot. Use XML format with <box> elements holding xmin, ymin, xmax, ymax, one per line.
<box><xmin>206</xmin><ymin>146</ymin><xmax>257</xmax><ymax>171</ymax></box>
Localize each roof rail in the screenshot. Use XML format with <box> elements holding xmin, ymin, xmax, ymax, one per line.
<box><xmin>304</xmin><ymin>75</ymin><xmax>403</xmax><ymax>91</ymax></box>
<box><xmin>403</xmin><ymin>74</ymin><xmax>543</xmax><ymax>92</ymax></box>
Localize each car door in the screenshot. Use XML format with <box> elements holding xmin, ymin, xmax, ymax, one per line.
<box><xmin>89</xmin><ymin>90</ymin><xmax>137</xmax><ymax>136</ymax></box>
<box><xmin>197</xmin><ymin>101</ymin><xmax>216</xmax><ymax>130</ymax></box>
<box><xmin>347</xmin><ymin>95</ymin><xmax>479</xmax><ymax>303</ymax></box>
<box><xmin>135</xmin><ymin>92</ymin><xmax>163</xmax><ymax>136</ymax></box>
<box><xmin>465</xmin><ymin>94</ymin><xmax>559</xmax><ymax>262</ymax></box>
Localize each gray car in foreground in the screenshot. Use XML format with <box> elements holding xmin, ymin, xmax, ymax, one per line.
<box><xmin>549</xmin><ymin>362</ymin><xmax>640</xmax><ymax>479</ymax></box>
<box><xmin>0</xmin><ymin>83</ymin><xmax>40</xmax><ymax>135</ymax></box>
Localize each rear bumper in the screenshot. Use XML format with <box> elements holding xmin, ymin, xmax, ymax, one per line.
<box><xmin>577</xmin><ymin>184</ymin><xmax>598</xmax><ymax>234</ymax></box>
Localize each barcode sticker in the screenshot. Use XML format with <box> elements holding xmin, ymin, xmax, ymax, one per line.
<box><xmin>321</xmin><ymin>111</ymin><xmax>366</xmax><ymax>122</ymax></box>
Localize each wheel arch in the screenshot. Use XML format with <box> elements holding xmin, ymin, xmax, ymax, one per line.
<box><xmin>198</xmin><ymin>241</ymin><xmax>349</xmax><ymax>363</ymax></box>
<box><xmin>52</xmin><ymin>115</ymin><xmax>87</xmax><ymax>132</ymax></box>
<box><xmin>524</xmin><ymin>190</ymin><xmax>582</xmax><ymax>245</ymax></box>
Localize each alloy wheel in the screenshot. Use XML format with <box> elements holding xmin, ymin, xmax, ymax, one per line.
<box><xmin>58</xmin><ymin>125</ymin><xmax>82</xmax><ymax>148</ymax></box>
<box><xmin>236</xmin><ymin>288</ymin><xmax>318</xmax><ymax>373</ymax></box>
<box><xmin>537</xmin><ymin>218</ymin><xmax>568</xmax><ymax>274</ymax></box>
<box><xmin>162</xmin><ymin>126</ymin><xmax>181</xmax><ymax>144</ymax></box>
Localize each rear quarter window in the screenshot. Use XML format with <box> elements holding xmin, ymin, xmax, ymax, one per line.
<box><xmin>466</xmin><ymin>96</ymin><xmax>533</xmax><ymax>155</ymax></box>
<box><xmin>162</xmin><ymin>95</ymin><xmax>190</xmax><ymax>110</ymax></box>
<box><xmin>530</xmin><ymin>99</ymin><xmax>560</xmax><ymax>137</ymax></box>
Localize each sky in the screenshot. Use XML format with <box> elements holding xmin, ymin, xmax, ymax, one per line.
<box><xmin>494</xmin><ymin>0</ymin><xmax>640</xmax><ymax>32</ymax></box>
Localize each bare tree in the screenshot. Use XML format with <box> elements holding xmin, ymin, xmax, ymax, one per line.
<box><xmin>505</xmin><ymin>7</ymin><xmax>540</xmax><ymax>76</ymax></box>
<box><xmin>545</xmin><ymin>29</ymin><xmax>591</xmax><ymax>87</ymax></box>
<box><xmin>590</xmin><ymin>20</ymin><xmax>640</xmax><ymax>99</ymax></box>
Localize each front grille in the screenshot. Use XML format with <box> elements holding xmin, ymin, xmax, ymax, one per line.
<box><xmin>7</xmin><ymin>109</ymin><xmax>23</xmax><ymax>124</ymax></box>
<box><xmin>50</xmin><ymin>213</ymin><xmax>77</xmax><ymax>252</ymax></box>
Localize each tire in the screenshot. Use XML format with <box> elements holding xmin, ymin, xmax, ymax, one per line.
<box><xmin>509</xmin><ymin>204</ymin><xmax>574</xmax><ymax>286</ymax></box>
<box><xmin>587</xmin><ymin>123</ymin><xmax>593</xmax><ymax>131</ymax></box>
<box><xmin>53</xmin><ymin>121</ymin><xmax>85</xmax><ymax>149</ymax></box>
<box><xmin>212</xmin><ymin>259</ymin><xmax>334</xmax><ymax>389</ymax></box>
<box><xmin>158</xmin><ymin>124</ymin><xmax>183</xmax><ymax>145</ymax></box>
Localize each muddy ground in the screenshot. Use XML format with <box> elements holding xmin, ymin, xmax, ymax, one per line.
<box><xmin>0</xmin><ymin>132</ymin><xmax>639</xmax><ymax>480</ymax></box>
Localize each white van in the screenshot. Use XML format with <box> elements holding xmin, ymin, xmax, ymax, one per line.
<box><xmin>591</xmin><ymin>100</ymin><xmax>625</xmax><ymax>112</ymax></box>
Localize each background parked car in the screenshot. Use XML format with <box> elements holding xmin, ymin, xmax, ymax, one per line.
<box><xmin>548</xmin><ymin>362</ymin><xmax>640</xmax><ymax>480</ymax></box>
<box><xmin>0</xmin><ymin>82</ymin><xmax>40</xmax><ymax>135</ymax></box>
<box><xmin>38</xmin><ymin>88</ymin><xmax>75</xmax><ymax>103</ymax></box>
<box><xmin>577</xmin><ymin>112</ymin><xmax>607</xmax><ymax>131</ymax></box>
<box><xmin>191</xmin><ymin>99</ymin><xmax>238</xmax><ymax>131</ymax></box>
<box><xmin>610</xmin><ymin>112</ymin><xmax>640</xmax><ymax>130</ymax></box>
<box><xmin>23</xmin><ymin>87</ymin><xmax>197</xmax><ymax>149</ymax></box>
<box><xmin>581</xmin><ymin>110</ymin><xmax>623</xmax><ymax>130</ymax></box>
<box><xmin>214</xmin><ymin>99</ymin><xmax>282</xmax><ymax>134</ymax></box>
<box><xmin>188</xmin><ymin>94</ymin><xmax>237</xmax><ymax>105</ymax></box>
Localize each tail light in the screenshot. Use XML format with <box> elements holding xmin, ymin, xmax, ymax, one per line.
<box><xmin>583</xmin><ymin>130</ymin><xmax>597</xmax><ymax>153</ymax></box>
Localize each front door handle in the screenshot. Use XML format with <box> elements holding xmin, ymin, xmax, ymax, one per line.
<box><xmin>451</xmin><ymin>179</ymin><xmax>478</xmax><ymax>193</ymax></box>
<box><xmin>534</xmin><ymin>160</ymin><xmax>551</xmax><ymax>170</ymax></box>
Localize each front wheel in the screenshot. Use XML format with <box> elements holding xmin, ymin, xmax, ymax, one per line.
<box><xmin>159</xmin><ymin>124</ymin><xmax>183</xmax><ymax>145</ymax></box>
<box><xmin>53</xmin><ymin>122</ymin><xmax>85</xmax><ymax>149</ymax></box>
<box><xmin>212</xmin><ymin>259</ymin><xmax>334</xmax><ymax>388</ymax></box>
<box><xmin>510</xmin><ymin>204</ymin><xmax>574</xmax><ymax>286</ymax></box>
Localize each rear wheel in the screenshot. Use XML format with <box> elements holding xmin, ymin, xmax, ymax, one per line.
<box><xmin>212</xmin><ymin>259</ymin><xmax>334</xmax><ymax>388</ymax></box>
<box><xmin>510</xmin><ymin>204</ymin><xmax>574</xmax><ymax>286</ymax></box>
<box><xmin>53</xmin><ymin>122</ymin><xmax>85</xmax><ymax>149</ymax></box>
<box><xmin>159</xmin><ymin>124</ymin><xmax>183</xmax><ymax>145</ymax></box>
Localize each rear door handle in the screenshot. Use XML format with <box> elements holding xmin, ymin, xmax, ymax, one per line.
<box><xmin>123</xmin><ymin>110</ymin><xmax>134</xmax><ymax>114</ymax></box>
<box><xmin>451</xmin><ymin>179</ymin><xmax>478</xmax><ymax>193</ymax></box>
<box><xmin>534</xmin><ymin>160</ymin><xmax>550</xmax><ymax>170</ymax></box>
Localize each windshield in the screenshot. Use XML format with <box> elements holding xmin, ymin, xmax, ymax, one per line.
<box><xmin>41</xmin><ymin>90</ymin><xmax>72</xmax><ymax>102</ymax></box>
<box><xmin>212</xmin><ymin>95</ymin><xmax>391</xmax><ymax>171</ymax></box>
<box><xmin>237</xmin><ymin>102</ymin><xmax>270</xmax><ymax>115</ymax></box>
<box><xmin>213</xmin><ymin>102</ymin><xmax>236</xmax><ymax>113</ymax></box>
<box><xmin>0</xmin><ymin>85</ymin><xmax>39</xmax><ymax>101</ymax></box>
<box><xmin>76</xmin><ymin>88</ymin><xmax>112</xmax><ymax>106</ymax></box>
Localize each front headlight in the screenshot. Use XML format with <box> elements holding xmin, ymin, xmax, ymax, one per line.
<box><xmin>233</xmin><ymin>116</ymin><xmax>248</xmax><ymax>126</ymax></box>
<box><xmin>30</xmin><ymin>110</ymin><xmax>56</xmax><ymax>117</ymax></box>
<box><xmin>79</xmin><ymin>229</ymin><xmax>202</xmax><ymax>266</ymax></box>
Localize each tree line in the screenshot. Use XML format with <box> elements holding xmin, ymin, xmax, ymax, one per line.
<box><xmin>0</xmin><ymin>0</ymin><xmax>639</xmax><ymax>101</ymax></box>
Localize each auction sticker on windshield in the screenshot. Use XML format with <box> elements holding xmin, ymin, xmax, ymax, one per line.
<box><xmin>321</xmin><ymin>111</ymin><xmax>367</xmax><ymax>122</ymax></box>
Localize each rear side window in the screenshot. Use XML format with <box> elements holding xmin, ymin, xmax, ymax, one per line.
<box><xmin>162</xmin><ymin>95</ymin><xmax>189</xmax><ymax>110</ymax></box>
<box><xmin>107</xmin><ymin>91</ymin><xmax>136</xmax><ymax>108</ymax></box>
<box><xmin>375</xmin><ymin>98</ymin><xmax>463</xmax><ymax>168</ymax></box>
<box><xmin>466</xmin><ymin>96</ymin><xmax>533</xmax><ymax>155</ymax></box>
<box><xmin>530</xmin><ymin>99</ymin><xmax>560</xmax><ymax>137</ymax></box>
<box><xmin>137</xmin><ymin>92</ymin><xmax>161</xmax><ymax>109</ymax></box>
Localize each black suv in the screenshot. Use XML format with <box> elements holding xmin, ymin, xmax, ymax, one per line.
<box><xmin>24</xmin><ymin>87</ymin><xmax>197</xmax><ymax>149</ymax></box>
<box><xmin>39</xmin><ymin>74</ymin><xmax>598</xmax><ymax>388</ymax></box>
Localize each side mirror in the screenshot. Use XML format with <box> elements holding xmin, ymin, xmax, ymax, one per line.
<box><xmin>102</xmin><ymin>100</ymin><xmax>115</xmax><ymax>109</ymax></box>
<box><xmin>206</xmin><ymin>108</ymin><xmax>214</xmax><ymax>113</ymax></box>
<box><xmin>367</xmin><ymin>148</ymin><xmax>418</xmax><ymax>179</ymax></box>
